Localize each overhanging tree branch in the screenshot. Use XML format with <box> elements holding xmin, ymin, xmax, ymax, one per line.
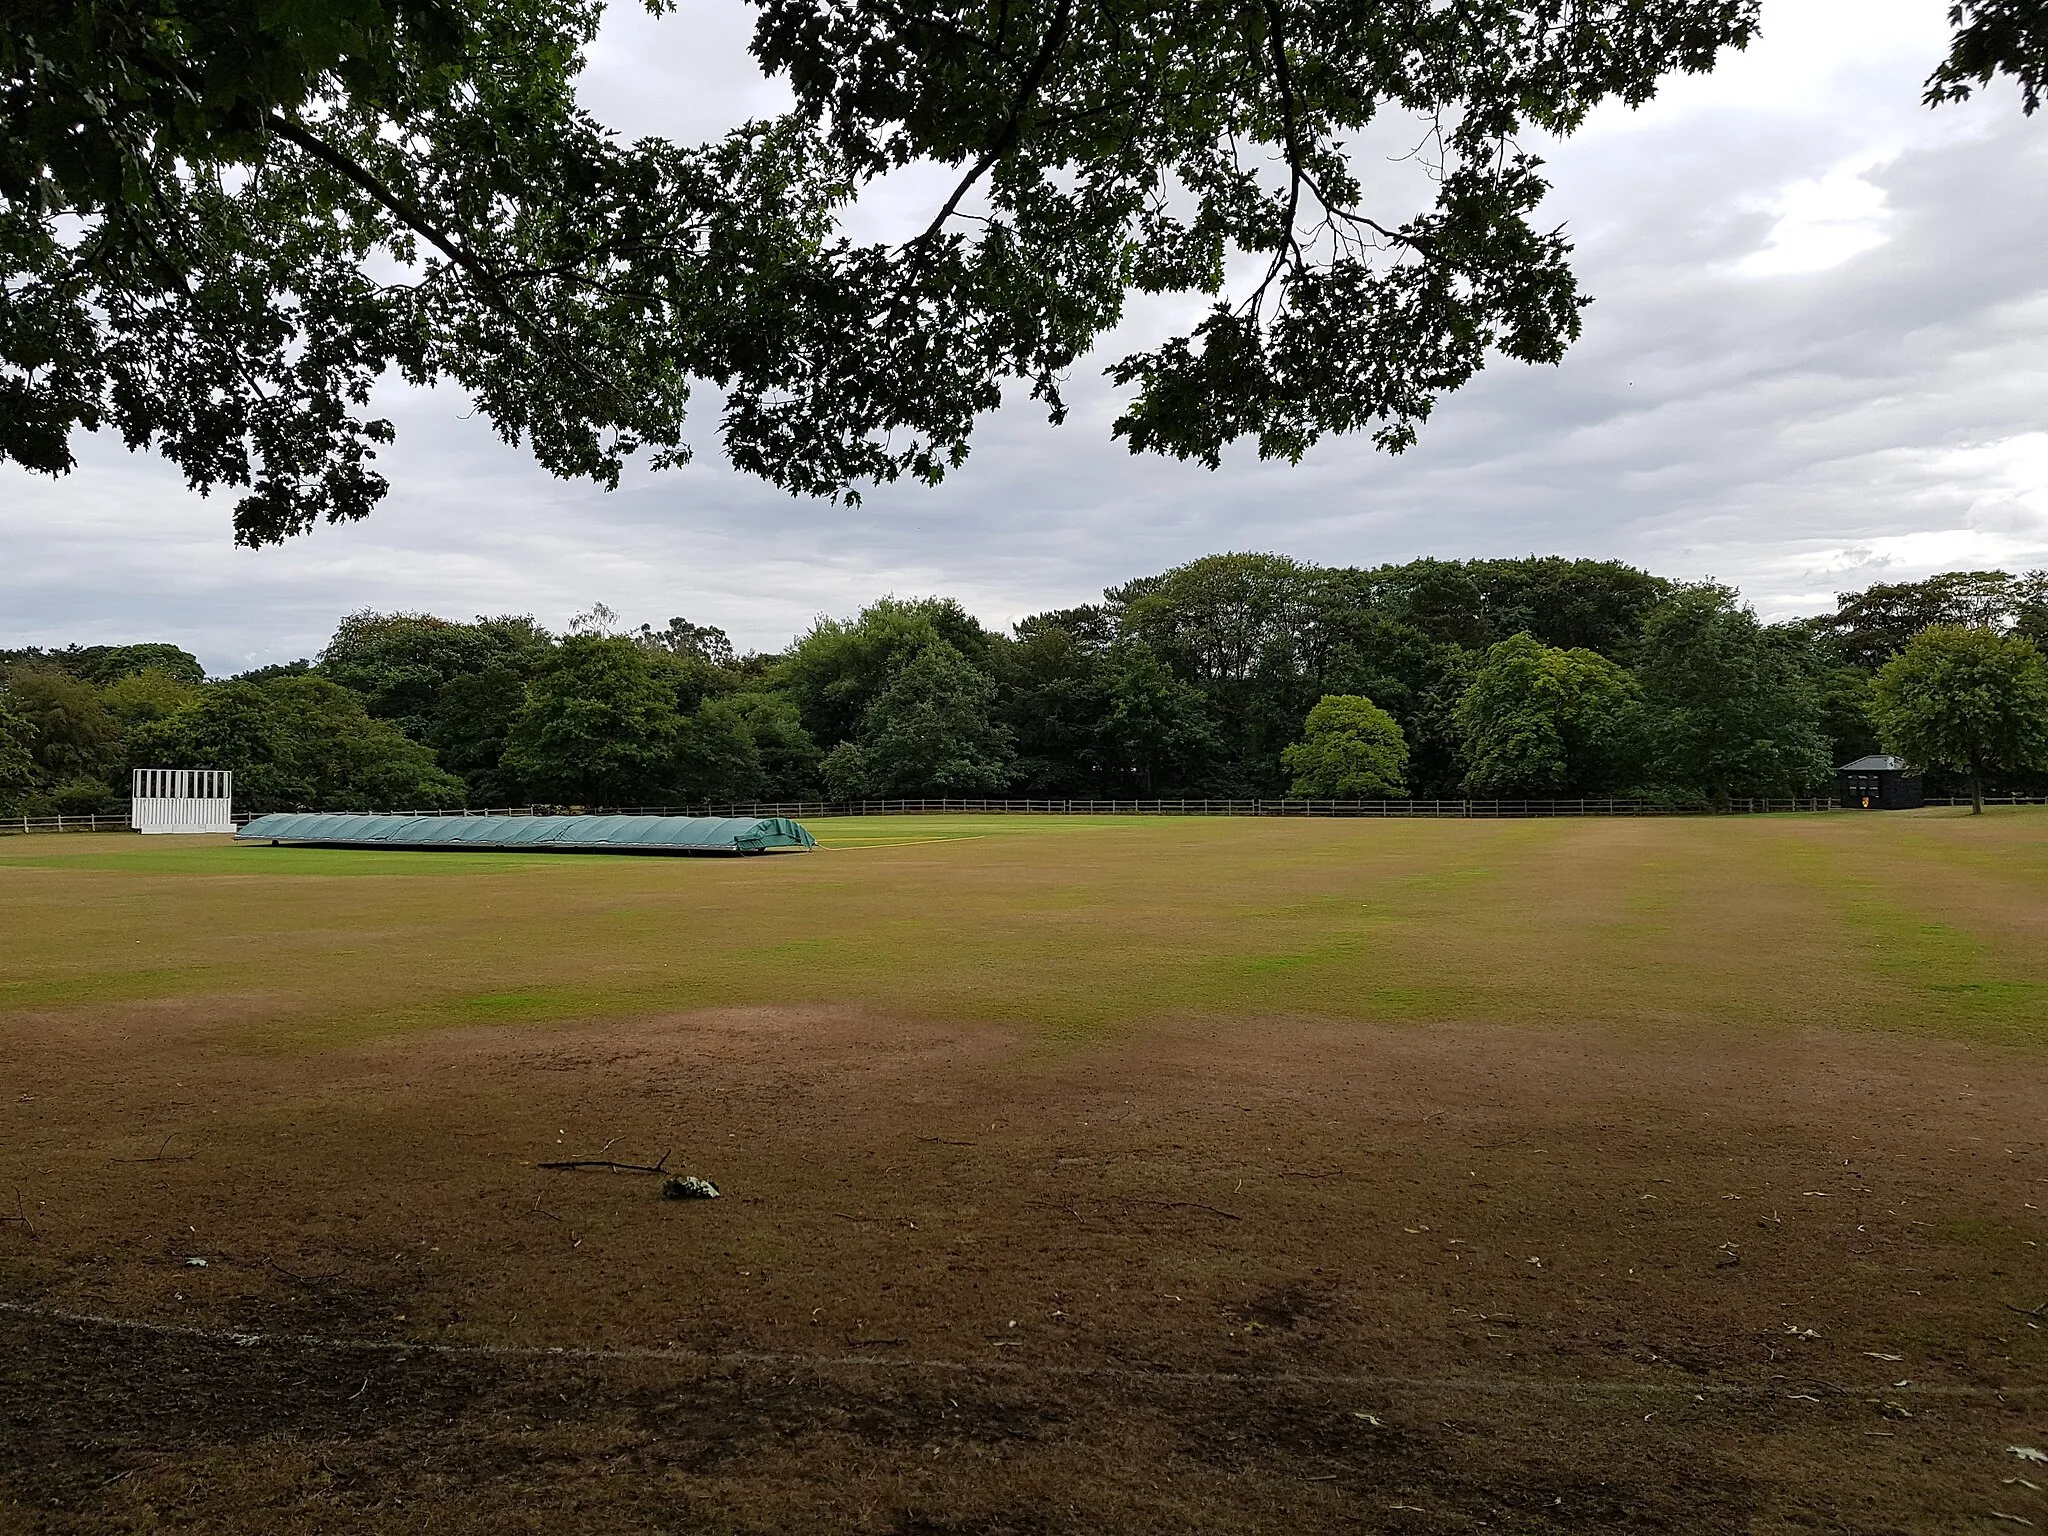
<box><xmin>907</xmin><ymin>0</ymin><xmax>1076</xmax><ymax>252</ymax></box>
<box><xmin>1251</xmin><ymin>0</ymin><xmax>1313</xmax><ymax>314</ymax></box>
<box><xmin>264</xmin><ymin>112</ymin><xmax>502</xmax><ymax>293</ymax></box>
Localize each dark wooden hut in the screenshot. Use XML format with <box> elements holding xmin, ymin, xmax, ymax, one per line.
<box><xmin>1837</xmin><ymin>754</ymin><xmax>1924</xmax><ymax>811</ymax></box>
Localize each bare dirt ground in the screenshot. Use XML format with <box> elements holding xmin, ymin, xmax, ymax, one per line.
<box><xmin>5</xmin><ymin>1001</ymin><xmax>2047</xmax><ymax>1533</ymax></box>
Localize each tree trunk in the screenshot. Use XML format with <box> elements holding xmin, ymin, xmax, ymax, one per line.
<box><xmin>1971</xmin><ymin>757</ymin><xmax>1984</xmax><ymax>815</ymax></box>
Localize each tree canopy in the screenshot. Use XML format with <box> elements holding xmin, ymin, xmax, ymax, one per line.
<box><xmin>321</xmin><ymin>610</ymin><xmax>555</xmax><ymax>736</ymax></box>
<box><xmin>780</xmin><ymin>597</ymin><xmax>992</xmax><ymax>747</ymax></box>
<box><xmin>840</xmin><ymin>639</ymin><xmax>1017</xmax><ymax>797</ymax></box>
<box><xmin>2</xmin><ymin>665</ymin><xmax>122</xmax><ymax>783</ymax></box>
<box><xmin>1928</xmin><ymin>0</ymin><xmax>2048</xmax><ymax>114</ymax></box>
<box><xmin>1871</xmin><ymin>625</ymin><xmax>2048</xmax><ymax>813</ymax></box>
<box><xmin>15</xmin><ymin>4</ymin><xmax>2042</xmax><ymax>543</ymax></box>
<box><xmin>1454</xmin><ymin>633</ymin><xmax>1643</xmax><ymax>797</ymax></box>
<box><xmin>1634</xmin><ymin>586</ymin><xmax>1832</xmax><ymax>802</ymax></box>
<box><xmin>0</xmin><ymin>641</ymin><xmax>204</xmax><ymax>686</ymax></box>
<box><xmin>501</xmin><ymin>635</ymin><xmax>687</xmax><ymax>804</ymax></box>
<box><xmin>126</xmin><ymin>674</ymin><xmax>463</xmax><ymax>811</ymax></box>
<box><xmin>1810</xmin><ymin>570</ymin><xmax>2047</xmax><ymax>671</ymax></box>
<box><xmin>5</xmin><ymin>0</ymin><xmax>1777</xmax><ymax>540</ymax></box>
<box><xmin>1281</xmin><ymin>693</ymin><xmax>1408</xmax><ymax>797</ymax></box>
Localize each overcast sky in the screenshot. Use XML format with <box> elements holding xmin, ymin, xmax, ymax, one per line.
<box><xmin>3</xmin><ymin>0</ymin><xmax>2045</xmax><ymax>673</ymax></box>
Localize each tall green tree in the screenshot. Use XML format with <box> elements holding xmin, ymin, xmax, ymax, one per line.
<box><xmin>501</xmin><ymin>636</ymin><xmax>683</xmax><ymax>805</ymax></box>
<box><xmin>673</xmin><ymin>698</ymin><xmax>765</xmax><ymax>804</ymax></box>
<box><xmin>778</xmin><ymin>598</ymin><xmax>989</xmax><ymax>746</ymax></box>
<box><xmin>100</xmin><ymin>668</ymin><xmax>203</xmax><ymax>727</ymax></box>
<box><xmin>853</xmin><ymin>640</ymin><xmax>1016</xmax><ymax>797</ymax></box>
<box><xmin>1455</xmin><ymin>634</ymin><xmax>1645</xmax><ymax>797</ymax></box>
<box><xmin>1110</xmin><ymin>553</ymin><xmax>1319</xmax><ymax>793</ymax></box>
<box><xmin>724</xmin><ymin>692</ymin><xmax>822</xmax><ymax>800</ymax></box>
<box><xmin>320</xmin><ymin>611</ymin><xmax>554</xmax><ymax>735</ymax></box>
<box><xmin>0</xmin><ymin>666</ymin><xmax>122</xmax><ymax>784</ymax></box>
<box><xmin>1281</xmin><ymin>695</ymin><xmax>1408</xmax><ymax>798</ymax></box>
<box><xmin>4</xmin><ymin>0</ymin><xmax>1769</xmax><ymax>539</ymax></box>
<box><xmin>128</xmin><ymin>676</ymin><xmax>462</xmax><ymax>811</ymax></box>
<box><xmin>1771</xmin><ymin>621</ymin><xmax>1883</xmax><ymax>769</ymax></box>
<box><xmin>991</xmin><ymin>618</ymin><xmax>1111</xmax><ymax>795</ymax></box>
<box><xmin>0</xmin><ymin>689</ymin><xmax>37</xmax><ymax>803</ymax></box>
<box><xmin>1871</xmin><ymin>625</ymin><xmax>2048</xmax><ymax>813</ymax></box>
<box><xmin>425</xmin><ymin>665</ymin><xmax>531</xmax><ymax>804</ymax></box>
<box><xmin>261</xmin><ymin>675</ymin><xmax>466</xmax><ymax>810</ymax></box>
<box><xmin>1314</xmin><ymin>607</ymin><xmax>1472</xmax><ymax>797</ymax></box>
<box><xmin>1091</xmin><ymin>643</ymin><xmax>1213</xmax><ymax>796</ymax></box>
<box><xmin>1111</xmin><ymin>554</ymin><xmax>1310</xmax><ymax>685</ymax></box>
<box><xmin>1635</xmin><ymin>587</ymin><xmax>1832</xmax><ymax>802</ymax></box>
<box><xmin>1815</xmin><ymin>570</ymin><xmax>2047</xmax><ymax>671</ymax></box>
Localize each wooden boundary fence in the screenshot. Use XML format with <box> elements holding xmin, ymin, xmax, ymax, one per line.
<box><xmin>7</xmin><ymin>794</ymin><xmax>2047</xmax><ymax>837</ymax></box>
<box><xmin>1</xmin><ymin>812</ymin><xmax>137</xmax><ymax>836</ymax></box>
<box><xmin>580</xmin><ymin>796</ymin><xmax>1843</xmax><ymax>819</ymax></box>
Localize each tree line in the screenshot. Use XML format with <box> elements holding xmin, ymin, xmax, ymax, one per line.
<box><xmin>5</xmin><ymin>557</ymin><xmax>2046</xmax><ymax>819</ymax></box>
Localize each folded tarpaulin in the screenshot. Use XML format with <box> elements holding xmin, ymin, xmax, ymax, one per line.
<box><xmin>235</xmin><ymin>813</ymin><xmax>817</xmax><ymax>855</ymax></box>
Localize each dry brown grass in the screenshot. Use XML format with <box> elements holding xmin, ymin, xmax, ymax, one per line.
<box><xmin>3</xmin><ymin>811</ymin><xmax>2046</xmax><ymax>1533</ymax></box>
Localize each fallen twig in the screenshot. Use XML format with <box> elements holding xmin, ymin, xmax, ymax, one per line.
<box><xmin>832</xmin><ymin>1212</ymin><xmax>880</xmax><ymax>1223</ymax></box>
<box><xmin>265</xmin><ymin>1257</ymin><xmax>340</xmax><ymax>1285</ymax></box>
<box><xmin>539</xmin><ymin>1148</ymin><xmax>671</xmax><ymax>1175</ymax></box>
<box><xmin>918</xmin><ymin>1137</ymin><xmax>977</xmax><ymax>1146</ymax></box>
<box><xmin>1124</xmin><ymin>1199</ymin><xmax>1242</xmax><ymax>1221</ymax></box>
<box><xmin>0</xmin><ymin>1188</ymin><xmax>34</xmax><ymax>1238</ymax></box>
<box><xmin>109</xmin><ymin>1132</ymin><xmax>193</xmax><ymax>1165</ymax></box>
<box><xmin>2004</xmin><ymin>1301</ymin><xmax>2048</xmax><ymax>1319</ymax></box>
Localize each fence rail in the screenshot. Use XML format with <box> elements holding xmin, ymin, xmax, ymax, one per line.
<box><xmin>1924</xmin><ymin>794</ymin><xmax>2048</xmax><ymax>807</ymax></box>
<box><xmin>677</xmin><ymin>796</ymin><xmax>1848</xmax><ymax>818</ymax></box>
<box><xmin>0</xmin><ymin>812</ymin><xmax>138</xmax><ymax>835</ymax></box>
<box><xmin>12</xmin><ymin>793</ymin><xmax>2048</xmax><ymax>838</ymax></box>
<box><xmin>230</xmin><ymin>795</ymin><xmax>1846</xmax><ymax>821</ymax></box>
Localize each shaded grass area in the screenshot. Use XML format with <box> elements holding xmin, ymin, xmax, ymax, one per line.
<box><xmin>2</xmin><ymin>810</ymin><xmax>2045</xmax><ymax>1048</ymax></box>
<box><xmin>8</xmin><ymin>1305</ymin><xmax>2029</xmax><ymax>1536</ymax></box>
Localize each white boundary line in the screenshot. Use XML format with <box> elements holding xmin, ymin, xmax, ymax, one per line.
<box><xmin>816</xmin><ymin>834</ymin><xmax>991</xmax><ymax>850</ymax></box>
<box><xmin>3</xmin><ymin>1300</ymin><xmax>2040</xmax><ymax>1400</ymax></box>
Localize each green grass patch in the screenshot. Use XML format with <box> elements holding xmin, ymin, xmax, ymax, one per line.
<box><xmin>0</xmin><ymin>964</ymin><xmax>231</xmax><ymax>1010</ymax></box>
<box><xmin>0</xmin><ymin>841</ymin><xmax>580</xmax><ymax>877</ymax></box>
<box><xmin>1764</xmin><ymin>826</ymin><xmax>2048</xmax><ymax>1043</ymax></box>
<box><xmin>2</xmin><ymin>815</ymin><xmax>2044</xmax><ymax>1049</ymax></box>
<box><xmin>457</xmin><ymin>985</ymin><xmax>611</xmax><ymax>1022</ymax></box>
